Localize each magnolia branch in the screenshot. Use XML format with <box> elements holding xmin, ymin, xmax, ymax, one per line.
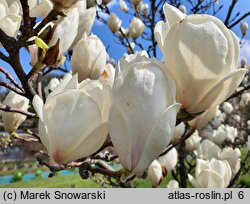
<box><xmin>0</xmin><ymin>104</ymin><xmax>36</xmax><ymax>117</ymax></box>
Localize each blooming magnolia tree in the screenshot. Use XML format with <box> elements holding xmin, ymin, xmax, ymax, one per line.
<box><xmin>0</xmin><ymin>0</ymin><xmax>250</xmax><ymax>188</ymax></box>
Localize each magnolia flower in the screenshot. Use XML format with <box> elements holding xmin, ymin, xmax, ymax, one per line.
<box><xmin>155</xmin><ymin>3</ymin><xmax>246</xmax><ymax>114</ymax></box>
<box><xmin>240</xmin><ymin>21</ymin><xmax>248</xmax><ymax>36</ymax></box>
<box><xmin>232</xmin><ymin>114</ymin><xmax>241</xmax><ymax>123</ymax></box>
<box><xmin>120</xmin><ymin>0</ymin><xmax>128</xmax><ymax>13</ymax></box>
<box><xmin>71</xmin><ymin>34</ymin><xmax>106</xmax><ymax>82</ymax></box>
<box><xmin>179</xmin><ymin>4</ymin><xmax>186</xmax><ymax>14</ymax></box>
<box><xmin>185</xmin><ymin>131</ymin><xmax>201</xmax><ymax>152</ymax></box>
<box><xmin>197</xmin><ymin>139</ymin><xmax>222</xmax><ymax>160</ymax></box>
<box><xmin>222</xmin><ymin>102</ymin><xmax>233</xmax><ymax>114</ymax></box>
<box><xmin>0</xmin><ymin>0</ymin><xmax>21</xmax><ymax>39</ymax></box>
<box><xmin>107</xmin><ymin>13</ymin><xmax>122</xmax><ymax>33</ymax></box>
<box><xmin>188</xmin><ymin>106</ymin><xmax>218</xmax><ymax>129</ymax></box>
<box><xmin>241</xmin><ymin>58</ymin><xmax>247</xmax><ymax>68</ymax></box>
<box><xmin>188</xmin><ymin>158</ymin><xmax>232</xmax><ymax>188</ymax></box>
<box><xmin>158</xmin><ymin>148</ymin><xmax>178</xmax><ymax>176</ymax></box>
<box><xmin>99</xmin><ymin>63</ymin><xmax>116</xmax><ymax>86</ymax></box>
<box><xmin>51</xmin><ymin>0</ymin><xmax>79</xmax><ymax>8</ymax></box>
<box><xmin>44</xmin><ymin>78</ymin><xmax>60</xmax><ymax>97</ymax></box>
<box><xmin>49</xmin><ymin>7</ymin><xmax>79</xmax><ymax>58</ymax></box>
<box><xmin>171</xmin><ymin>122</ymin><xmax>185</xmax><ymax>144</ymax></box>
<box><xmin>167</xmin><ymin>180</ymin><xmax>179</xmax><ymax>188</ymax></box>
<box><xmin>1</xmin><ymin>92</ymin><xmax>29</xmax><ymax>132</ymax></box>
<box><xmin>109</xmin><ymin>52</ymin><xmax>181</xmax><ymax>176</ymax></box>
<box><xmin>224</xmin><ymin>125</ymin><xmax>238</xmax><ymax>143</ymax></box>
<box><xmin>128</xmin><ymin>17</ymin><xmax>145</xmax><ymax>39</ymax></box>
<box><xmin>147</xmin><ymin>160</ymin><xmax>163</xmax><ymax>187</ymax></box>
<box><xmin>70</xmin><ymin>0</ymin><xmax>96</xmax><ymax>49</ymax></box>
<box><xmin>219</xmin><ymin>147</ymin><xmax>241</xmax><ymax>177</ymax></box>
<box><xmin>208</xmin><ymin>126</ymin><xmax>227</xmax><ymax>145</ymax></box>
<box><xmin>32</xmin><ymin>74</ymin><xmax>110</xmax><ymax>164</ymax></box>
<box><xmin>239</xmin><ymin>93</ymin><xmax>250</xmax><ymax>108</ymax></box>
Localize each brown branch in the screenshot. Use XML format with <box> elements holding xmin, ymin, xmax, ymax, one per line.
<box><xmin>0</xmin><ymin>104</ymin><xmax>37</xmax><ymax>117</ymax></box>
<box><xmin>0</xmin><ymin>82</ymin><xmax>25</xmax><ymax>95</ymax></box>
<box><xmin>228</xmin><ymin>11</ymin><xmax>250</xmax><ymax>29</ymax></box>
<box><xmin>0</xmin><ymin>66</ymin><xmax>24</xmax><ymax>92</ymax></box>
<box><xmin>224</xmin><ymin>0</ymin><xmax>237</xmax><ymax>27</ymax></box>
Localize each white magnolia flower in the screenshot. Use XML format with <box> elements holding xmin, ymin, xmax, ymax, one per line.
<box><xmin>219</xmin><ymin>147</ymin><xmax>241</xmax><ymax>177</ymax></box>
<box><xmin>32</xmin><ymin>74</ymin><xmax>110</xmax><ymax>163</ymax></box>
<box><xmin>70</xmin><ymin>0</ymin><xmax>96</xmax><ymax>49</ymax></box>
<box><xmin>44</xmin><ymin>78</ymin><xmax>60</xmax><ymax>97</ymax></box>
<box><xmin>185</xmin><ymin>131</ymin><xmax>201</xmax><ymax>152</ymax></box>
<box><xmin>240</xmin><ymin>21</ymin><xmax>248</xmax><ymax>36</ymax></box>
<box><xmin>51</xmin><ymin>0</ymin><xmax>79</xmax><ymax>8</ymax></box>
<box><xmin>49</xmin><ymin>7</ymin><xmax>79</xmax><ymax>58</ymax></box>
<box><xmin>188</xmin><ymin>158</ymin><xmax>232</xmax><ymax>188</ymax></box>
<box><xmin>167</xmin><ymin>180</ymin><xmax>179</xmax><ymax>188</ymax></box>
<box><xmin>224</xmin><ymin>125</ymin><xmax>238</xmax><ymax>143</ymax></box>
<box><xmin>197</xmin><ymin>139</ymin><xmax>222</xmax><ymax>160</ymax></box>
<box><xmin>232</xmin><ymin>114</ymin><xmax>241</xmax><ymax>123</ymax></box>
<box><xmin>1</xmin><ymin>91</ymin><xmax>29</xmax><ymax>132</ymax></box>
<box><xmin>120</xmin><ymin>0</ymin><xmax>128</xmax><ymax>13</ymax></box>
<box><xmin>239</xmin><ymin>93</ymin><xmax>250</xmax><ymax>108</ymax></box>
<box><xmin>147</xmin><ymin>160</ymin><xmax>163</xmax><ymax>187</ymax></box>
<box><xmin>158</xmin><ymin>148</ymin><xmax>178</xmax><ymax>176</ymax></box>
<box><xmin>0</xmin><ymin>0</ymin><xmax>21</xmax><ymax>39</ymax></box>
<box><xmin>208</xmin><ymin>126</ymin><xmax>227</xmax><ymax>145</ymax></box>
<box><xmin>171</xmin><ymin>122</ymin><xmax>185</xmax><ymax>144</ymax></box>
<box><xmin>109</xmin><ymin>52</ymin><xmax>181</xmax><ymax>176</ymax></box>
<box><xmin>188</xmin><ymin>106</ymin><xmax>218</xmax><ymax>129</ymax></box>
<box><xmin>179</xmin><ymin>4</ymin><xmax>186</xmax><ymax>14</ymax></box>
<box><xmin>154</xmin><ymin>3</ymin><xmax>246</xmax><ymax>114</ymax></box>
<box><xmin>71</xmin><ymin>34</ymin><xmax>107</xmax><ymax>82</ymax></box>
<box><xmin>107</xmin><ymin>13</ymin><xmax>122</xmax><ymax>33</ymax></box>
<box><xmin>222</xmin><ymin>102</ymin><xmax>233</xmax><ymax>114</ymax></box>
<box><xmin>128</xmin><ymin>17</ymin><xmax>145</xmax><ymax>39</ymax></box>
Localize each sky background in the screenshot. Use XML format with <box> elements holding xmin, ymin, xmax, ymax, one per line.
<box><xmin>0</xmin><ymin>0</ymin><xmax>250</xmax><ymax>90</ymax></box>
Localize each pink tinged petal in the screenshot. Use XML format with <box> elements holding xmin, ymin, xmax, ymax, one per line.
<box><xmin>197</xmin><ymin>169</ymin><xmax>225</xmax><ymax>188</ymax></box>
<box><xmin>44</xmin><ymin>90</ymin><xmax>102</xmax><ymax>164</ymax></box>
<box><xmin>163</xmin><ymin>2</ymin><xmax>186</xmax><ymax>28</ymax></box>
<box><xmin>133</xmin><ymin>103</ymin><xmax>181</xmax><ymax>176</ymax></box>
<box><xmin>187</xmin><ymin>69</ymin><xmax>246</xmax><ymax>113</ymax></box>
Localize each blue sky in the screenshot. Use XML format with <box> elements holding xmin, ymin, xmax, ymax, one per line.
<box><xmin>0</xmin><ymin>0</ymin><xmax>250</xmax><ymax>87</ymax></box>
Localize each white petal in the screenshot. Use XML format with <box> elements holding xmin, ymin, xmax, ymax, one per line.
<box><xmin>154</xmin><ymin>21</ymin><xmax>169</xmax><ymax>51</ymax></box>
<box><xmin>0</xmin><ymin>14</ymin><xmax>21</xmax><ymax>37</ymax></box>
<box><xmin>32</xmin><ymin>94</ymin><xmax>44</xmax><ymax>121</ymax></box>
<box><xmin>197</xmin><ymin>169</ymin><xmax>225</xmax><ymax>188</ymax></box>
<box><xmin>187</xmin><ymin>69</ymin><xmax>246</xmax><ymax>113</ymax></box>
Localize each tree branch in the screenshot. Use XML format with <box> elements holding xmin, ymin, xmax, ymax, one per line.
<box><xmin>0</xmin><ymin>104</ymin><xmax>36</xmax><ymax>117</ymax></box>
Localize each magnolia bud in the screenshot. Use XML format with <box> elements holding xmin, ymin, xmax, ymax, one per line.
<box><xmin>1</xmin><ymin>92</ymin><xmax>29</xmax><ymax>132</ymax></box>
<box><xmin>142</xmin><ymin>3</ymin><xmax>149</xmax><ymax>15</ymax></box>
<box><xmin>222</xmin><ymin>102</ymin><xmax>233</xmax><ymax>114</ymax></box>
<box><xmin>241</xmin><ymin>58</ymin><xmax>247</xmax><ymax>68</ymax></box>
<box><xmin>147</xmin><ymin>160</ymin><xmax>163</xmax><ymax>187</ymax></box>
<box><xmin>240</xmin><ymin>21</ymin><xmax>248</xmax><ymax>36</ymax></box>
<box><xmin>185</xmin><ymin>131</ymin><xmax>201</xmax><ymax>152</ymax></box>
<box><xmin>71</xmin><ymin>34</ymin><xmax>107</xmax><ymax>82</ymax></box>
<box><xmin>51</xmin><ymin>0</ymin><xmax>79</xmax><ymax>8</ymax></box>
<box><xmin>120</xmin><ymin>0</ymin><xmax>128</xmax><ymax>12</ymax></box>
<box><xmin>158</xmin><ymin>148</ymin><xmax>178</xmax><ymax>176</ymax></box>
<box><xmin>179</xmin><ymin>4</ymin><xmax>186</xmax><ymax>14</ymax></box>
<box><xmin>107</xmin><ymin>13</ymin><xmax>122</xmax><ymax>33</ymax></box>
<box><xmin>232</xmin><ymin>114</ymin><xmax>241</xmax><ymax>123</ymax></box>
<box><xmin>167</xmin><ymin>180</ymin><xmax>179</xmax><ymax>188</ymax></box>
<box><xmin>128</xmin><ymin>17</ymin><xmax>145</xmax><ymax>39</ymax></box>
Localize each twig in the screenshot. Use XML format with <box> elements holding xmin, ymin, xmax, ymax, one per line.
<box><xmin>0</xmin><ymin>82</ymin><xmax>25</xmax><ymax>96</ymax></box>
<box><xmin>0</xmin><ymin>104</ymin><xmax>37</xmax><ymax>117</ymax></box>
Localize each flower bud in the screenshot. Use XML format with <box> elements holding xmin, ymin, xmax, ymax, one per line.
<box><xmin>128</xmin><ymin>17</ymin><xmax>145</xmax><ymax>39</ymax></box>
<box><xmin>1</xmin><ymin>92</ymin><xmax>29</xmax><ymax>132</ymax></box>
<box><xmin>147</xmin><ymin>160</ymin><xmax>163</xmax><ymax>187</ymax></box>
<box><xmin>222</xmin><ymin>102</ymin><xmax>233</xmax><ymax>114</ymax></box>
<box><xmin>51</xmin><ymin>0</ymin><xmax>79</xmax><ymax>8</ymax></box>
<box><xmin>71</xmin><ymin>34</ymin><xmax>107</xmax><ymax>82</ymax></box>
<box><xmin>167</xmin><ymin>180</ymin><xmax>179</xmax><ymax>188</ymax></box>
<box><xmin>107</xmin><ymin>13</ymin><xmax>122</xmax><ymax>33</ymax></box>
<box><xmin>240</xmin><ymin>21</ymin><xmax>248</xmax><ymax>36</ymax></box>
<box><xmin>171</xmin><ymin>122</ymin><xmax>185</xmax><ymax>144</ymax></box>
<box><xmin>241</xmin><ymin>58</ymin><xmax>247</xmax><ymax>68</ymax></box>
<box><xmin>179</xmin><ymin>4</ymin><xmax>186</xmax><ymax>14</ymax></box>
<box><xmin>158</xmin><ymin>148</ymin><xmax>178</xmax><ymax>176</ymax></box>
<box><xmin>120</xmin><ymin>0</ymin><xmax>128</xmax><ymax>12</ymax></box>
<box><xmin>185</xmin><ymin>131</ymin><xmax>201</xmax><ymax>152</ymax></box>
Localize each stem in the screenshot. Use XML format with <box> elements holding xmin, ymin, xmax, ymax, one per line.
<box><xmin>0</xmin><ymin>104</ymin><xmax>36</xmax><ymax>117</ymax></box>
